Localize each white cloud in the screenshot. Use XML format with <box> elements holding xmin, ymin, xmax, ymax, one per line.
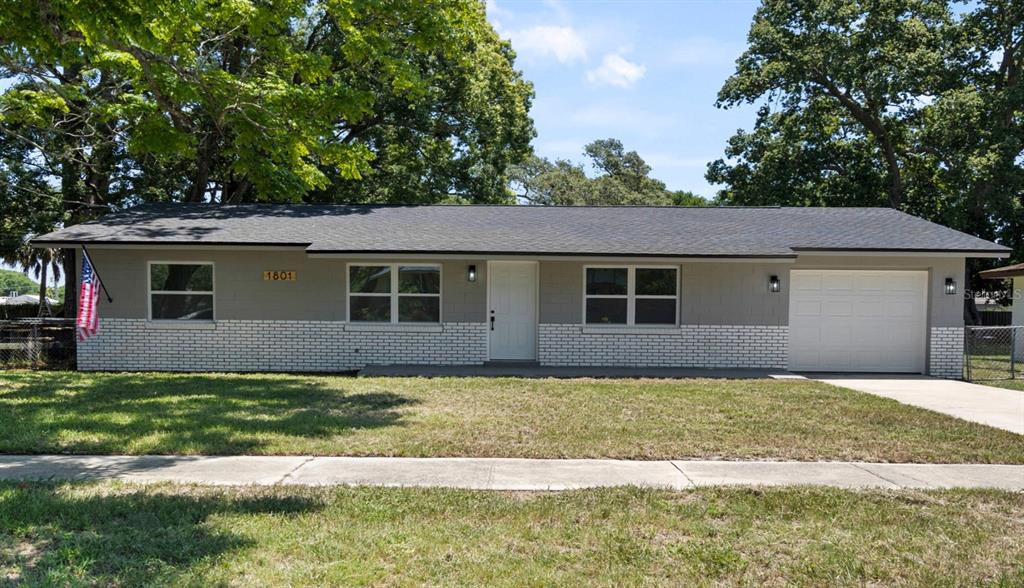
<box><xmin>586</xmin><ymin>53</ymin><xmax>646</xmax><ymax>88</ymax></box>
<box><xmin>668</xmin><ymin>37</ymin><xmax>743</xmax><ymax>67</ymax></box>
<box><xmin>506</xmin><ymin>26</ymin><xmax>587</xmax><ymax>64</ymax></box>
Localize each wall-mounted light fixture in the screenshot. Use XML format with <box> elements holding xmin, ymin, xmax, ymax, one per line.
<box><xmin>945</xmin><ymin>277</ymin><xmax>957</xmax><ymax>295</ymax></box>
<box><xmin>768</xmin><ymin>275</ymin><xmax>781</xmax><ymax>293</ymax></box>
<box><xmin>468</xmin><ymin>264</ymin><xmax>477</xmax><ymax>282</ymax></box>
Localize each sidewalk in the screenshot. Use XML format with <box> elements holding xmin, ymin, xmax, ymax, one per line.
<box><xmin>1</xmin><ymin>455</ymin><xmax>1021</xmax><ymax>490</ymax></box>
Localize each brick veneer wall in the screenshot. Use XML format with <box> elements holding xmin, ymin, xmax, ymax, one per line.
<box><xmin>537</xmin><ymin>324</ymin><xmax>788</xmax><ymax>369</ymax></box>
<box><xmin>79</xmin><ymin>319</ymin><xmax>963</xmax><ymax>378</ymax></box>
<box><xmin>78</xmin><ymin>319</ymin><xmax>487</xmax><ymax>372</ymax></box>
<box><xmin>928</xmin><ymin>326</ymin><xmax>964</xmax><ymax>379</ymax></box>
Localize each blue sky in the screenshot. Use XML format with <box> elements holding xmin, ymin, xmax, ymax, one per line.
<box><xmin>488</xmin><ymin>0</ymin><xmax>762</xmax><ymax>197</ymax></box>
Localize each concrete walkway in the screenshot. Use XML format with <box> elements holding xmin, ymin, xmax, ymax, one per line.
<box><xmin>0</xmin><ymin>455</ymin><xmax>1021</xmax><ymax>491</ymax></box>
<box><xmin>816</xmin><ymin>375</ymin><xmax>1024</xmax><ymax>435</ymax></box>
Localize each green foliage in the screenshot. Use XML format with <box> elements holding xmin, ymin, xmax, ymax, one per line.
<box><xmin>0</xmin><ymin>269</ymin><xmax>36</xmax><ymax>296</ymax></box>
<box><xmin>1</xmin><ymin>0</ymin><xmax>532</xmax><ymax>204</ymax></box>
<box><xmin>1</xmin><ymin>0</ymin><xmax>534</xmax><ymax>304</ymax></box>
<box><xmin>708</xmin><ymin>0</ymin><xmax>1024</xmax><ymax>280</ymax></box>
<box><xmin>511</xmin><ymin>139</ymin><xmax>710</xmax><ymax>206</ymax></box>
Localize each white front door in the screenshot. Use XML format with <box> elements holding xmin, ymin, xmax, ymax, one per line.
<box><xmin>488</xmin><ymin>261</ymin><xmax>538</xmax><ymax>360</ymax></box>
<box><xmin>789</xmin><ymin>270</ymin><xmax>928</xmax><ymax>373</ymax></box>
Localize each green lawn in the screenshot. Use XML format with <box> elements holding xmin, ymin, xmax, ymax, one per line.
<box><xmin>983</xmin><ymin>378</ymin><xmax>1024</xmax><ymax>392</ymax></box>
<box><xmin>2</xmin><ymin>370</ymin><xmax>1023</xmax><ymax>463</ymax></box>
<box><xmin>1</xmin><ymin>483</ymin><xmax>1022</xmax><ymax>586</ymax></box>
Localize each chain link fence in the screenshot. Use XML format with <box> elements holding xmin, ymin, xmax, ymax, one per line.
<box><xmin>0</xmin><ymin>319</ymin><xmax>76</xmax><ymax>370</ymax></box>
<box><xmin>964</xmin><ymin>325</ymin><xmax>1022</xmax><ymax>382</ymax></box>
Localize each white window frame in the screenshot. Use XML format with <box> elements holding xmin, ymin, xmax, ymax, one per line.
<box><xmin>147</xmin><ymin>261</ymin><xmax>215</xmax><ymax>322</ymax></box>
<box><xmin>583</xmin><ymin>265</ymin><xmax>679</xmax><ymax>326</ymax></box>
<box><xmin>347</xmin><ymin>263</ymin><xmax>442</xmax><ymax>324</ymax></box>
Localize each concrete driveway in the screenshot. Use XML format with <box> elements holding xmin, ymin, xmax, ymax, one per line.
<box><xmin>815</xmin><ymin>375</ymin><xmax>1024</xmax><ymax>435</ymax></box>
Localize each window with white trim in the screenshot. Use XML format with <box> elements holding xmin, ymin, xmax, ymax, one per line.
<box><xmin>149</xmin><ymin>262</ymin><xmax>214</xmax><ymax>320</ymax></box>
<box><xmin>584</xmin><ymin>266</ymin><xmax>678</xmax><ymax>325</ymax></box>
<box><xmin>348</xmin><ymin>264</ymin><xmax>441</xmax><ymax>323</ymax></box>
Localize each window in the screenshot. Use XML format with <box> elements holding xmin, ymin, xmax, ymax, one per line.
<box><xmin>348</xmin><ymin>264</ymin><xmax>441</xmax><ymax>323</ymax></box>
<box><xmin>149</xmin><ymin>263</ymin><xmax>214</xmax><ymax>320</ymax></box>
<box><xmin>584</xmin><ymin>266</ymin><xmax>677</xmax><ymax>325</ymax></box>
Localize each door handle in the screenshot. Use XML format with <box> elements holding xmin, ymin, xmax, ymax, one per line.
<box><xmin>490</xmin><ymin>315</ymin><xmax>495</xmax><ymax>331</ymax></box>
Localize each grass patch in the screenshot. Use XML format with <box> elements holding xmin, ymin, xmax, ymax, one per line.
<box><xmin>1</xmin><ymin>482</ymin><xmax>1022</xmax><ymax>586</ymax></box>
<box><xmin>983</xmin><ymin>379</ymin><xmax>1024</xmax><ymax>392</ymax></box>
<box><xmin>1</xmin><ymin>370</ymin><xmax>1023</xmax><ymax>462</ymax></box>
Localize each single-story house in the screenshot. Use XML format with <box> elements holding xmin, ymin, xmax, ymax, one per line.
<box><xmin>979</xmin><ymin>262</ymin><xmax>1024</xmax><ymax>360</ymax></box>
<box><xmin>33</xmin><ymin>204</ymin><xmax>1009</xmax><ymax>377</ymax></box>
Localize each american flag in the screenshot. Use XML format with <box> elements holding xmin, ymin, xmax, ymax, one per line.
<box><xmin>76</xmin><ymin>250</ymin><xmax>101</xmax><ymax>341</ymax></box>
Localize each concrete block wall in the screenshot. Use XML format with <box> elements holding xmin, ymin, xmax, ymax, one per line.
<box><xmin>929</xmin><ymin>327</ymin><xmax>964</xmax><ymax>379</ymax></box>
<box><xmin>78</xmin><ymin>319</ymin><xmax>487</xmax><ymax>372</ymax></box>
<box><xmin>538</xmin><ymin>324</ymin><xmax>788</xmax><ymax>369</ymax></box>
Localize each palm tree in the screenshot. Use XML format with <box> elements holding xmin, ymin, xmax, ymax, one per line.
<box><xmin>3</xmin><ymin>244</ymin><xmax>62</xmax><ymax>317</ymax></box>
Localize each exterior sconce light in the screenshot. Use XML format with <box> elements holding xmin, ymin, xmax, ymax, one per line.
<box><xmin>945</xmin><ymin>277</ymin><xmax>957</xmax><ymax>295</ymax></box>
<box><xmin>768</xmin><ymin>275</ymin><xmax>781</xmax><ymax>293</ymax></box>
<box><xmin>468</xmin><ymin>264</ymin><xmax>477</xmax><ymax>282</ymax></box>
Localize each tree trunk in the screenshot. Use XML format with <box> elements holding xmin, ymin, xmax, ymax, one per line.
<box><xmin>59</xmin><ymin>64</ymin><xmax>85</xmax><ymax>321</ymax></box>
<box><xmin>36</xmin><ymin>263</ymin><xmax>48</xmax><ymax>317</ymax></box>
<box><xmin>63</xmin><ymin>249</ymin><xmax>76</xmax><ymax>319</ymax></box>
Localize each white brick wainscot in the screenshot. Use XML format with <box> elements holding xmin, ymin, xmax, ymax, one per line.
<box><xmin>929</xmin><ymin>327</ymin><xmax>965</xmax><ymax>379</ymax></box>
<box><xmin>538</xmin><ymin>324</ymin><xmax>789</xmax><ymax>369</ymax></box>
<box><xmin>79</xmin><ymin>319</ymin><xmax>487</xmax><ymax>372</ymax></box>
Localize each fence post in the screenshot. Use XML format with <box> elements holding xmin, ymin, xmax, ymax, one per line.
<box><xmin>1012</xmin><ymin>327</ymin><xmax>1017</xmax><ymax>380</ymax></box>
<box><xmin>964</xmin><ymin>327</ymin><xmax>972</xmax><ymax>382</ymax></box>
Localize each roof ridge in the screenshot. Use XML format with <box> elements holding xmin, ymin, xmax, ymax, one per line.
<box><xmin>127</xmin><ymin>202</ymin><xmax>908</xmax><ymax>211</ymax></box>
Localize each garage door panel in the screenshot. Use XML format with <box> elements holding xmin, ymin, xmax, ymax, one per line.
<box><xmin>819</xmin><ymin>350</ymin><xmax>853</xmax><ymax>369</ymax></box>
<box><xmin>888</xmin><ymin>274</ymin><xmax>920</xmax><ymax>292</ymax></box>
<box><xmin>789</xmin><ymin>270</ymin><xmax>927</xmax><ymax>373</ymax></box>
<box><xmin>823</xmin><ymin>274</ymin><xmax>855</xmax><ymax>292</ymax></box>
<box><xmin>850</xmin><ymin>349</ymin><xmax>885</xmax><ymax>367</ymax></box>
<box><xmin>851</xmin><ymin>323</ymin><xmax>879</xmax><ymax>342</ymax></box>
<box><xmin>790</xmin><ymin>326</ymin><xmax>822</xmax><ymax>347</ymax></box>
<box><xmin>889</xmin><ymin>328</ymin><xmax>919</xmax><ymax>347</ymax></box>
<box><xmin>854</xmin><ymin>300</ymin><xmax>884</xmax><ymax>318</ymax></box>
<box><xmin>820</xmin><ymin>325</ymin><xmax>853</xmax><ymax>346</ymax></box>
<box><xmin>792</xmin><ymin>300</ymin><xmax>822</xmax><ymax>317</ymax></box>
<box><xmin>858</xmin><ymin>275</ymin><xmax>887</xmax><ymax>293</ymax></box>
<box><xmin>793</xmin><ymin>274</ymin><xmax>822</xmax><ymax>292</ymax></box>
<box><xmin>822</xmin><ymin>300</ymin><xmax>853</xmax><ymax>317</ymax></box>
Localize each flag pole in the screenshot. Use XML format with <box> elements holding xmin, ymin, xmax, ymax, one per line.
<box><xmin>79</xmin><ymin>244</ymin><xmax>113</xmax><ymax>303</ymax></box>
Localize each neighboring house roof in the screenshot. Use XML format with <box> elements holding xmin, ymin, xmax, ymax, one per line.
<box><xmin>0</xmin><ymin>294</ymin><xmax>57</xmax><ymax>305</ymax></box>
<box><xmin>979</xmin><ymin>262</ymin><xmax>1024</xmax><ymax>279</ymax></box>
<box><xmin>32</xmin><ymin>204</ymin><xmax>1010</xmax><ymax>258</ymax></box>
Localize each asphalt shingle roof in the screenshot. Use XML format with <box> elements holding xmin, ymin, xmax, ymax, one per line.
<box><xmin>32</xmin><ymin>204</ymin><xmax>1009</xmax><ymax>257</ymax></box>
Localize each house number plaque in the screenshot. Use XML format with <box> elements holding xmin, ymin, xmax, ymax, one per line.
<box><xmin>263</xmin><ymin>271</ymin><xmax>296</xmax><ymax>281</ymax></box>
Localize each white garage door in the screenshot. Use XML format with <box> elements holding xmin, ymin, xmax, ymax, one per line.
<box><xmin>789</xmin><ymin>270</ymin><xmax>927</xmax><ymax>373</ymax></box>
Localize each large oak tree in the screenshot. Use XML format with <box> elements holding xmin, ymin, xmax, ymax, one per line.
<box><xmin>0</xmin><ymin>0</ymin><xmax>534</xmax><ymax>312</ymax></box>
<box><xmin>708</xmin><ymin>0</ymin><xmax>1023</xmax><ymax>298</ymax></box>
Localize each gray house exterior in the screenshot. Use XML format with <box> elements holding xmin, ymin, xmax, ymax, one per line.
<box><xmin>34</xmin><ymin>204</ymin><xmax>1009</xmax><ymax>378</ymax></box>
